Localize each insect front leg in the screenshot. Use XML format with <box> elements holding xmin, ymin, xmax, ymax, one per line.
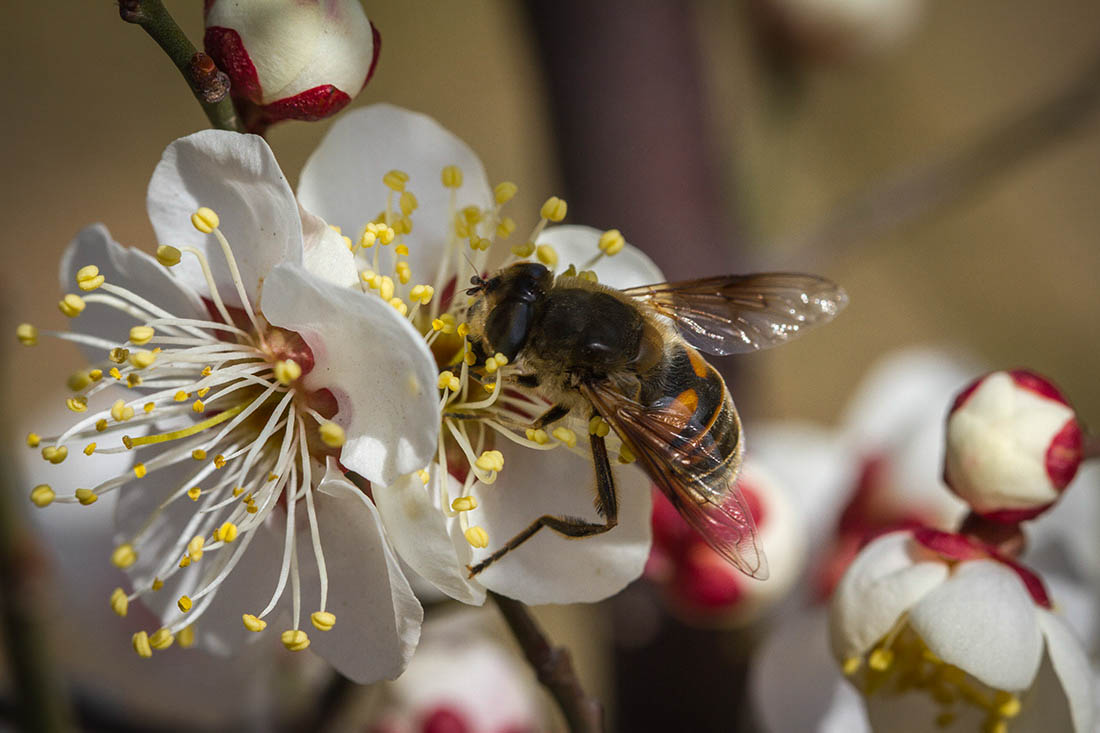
<box><xmin>466</xmin><ymin>430</ymin><xmax>619</xmax><ymax>577</ymax></box>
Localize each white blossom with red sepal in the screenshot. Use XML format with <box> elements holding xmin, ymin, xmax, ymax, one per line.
<box><xmin>944</xmin><ymin>370</ymin><xmax>1082</xmax><ymax>523</ymax></box>
<box><xmin>204</xmin><ymin>0</ymin><xmax>380</xmax><ymax>132</ymax></box>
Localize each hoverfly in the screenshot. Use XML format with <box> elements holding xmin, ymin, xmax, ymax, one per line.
<box><xmin>461</xmin><ymin>263</ymin><xmax>847</xmax><ymax>579</ymax></box>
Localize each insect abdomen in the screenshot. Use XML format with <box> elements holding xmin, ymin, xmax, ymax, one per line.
<box><xmin>639</xmin><ymin>342</ymin><xmax>741</xmax><ymax>484</ymax></box>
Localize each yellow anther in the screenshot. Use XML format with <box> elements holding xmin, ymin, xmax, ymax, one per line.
<box><xmin>76</xmin><ymin>265</ymin><xmax>105</xmax><ymax>291</ymax></box>
<box><xmin>540</xmin><ymin>196</ymin><xmax>568</xmax><ymax>222</ymax></box>
<box><xmin>109</xmin><ymin>348</ymin><xmax>129</xmax><ymax>364</ymax></box>
<box><xmin>494</xmin><ymin>181</ymin><xmax>518</xmax><ymax>203</ymax></box>
<box><xmin>29</xmin><ymin>484</ymin><xmax>55</xmax><ymax>508</ymax></box>
<box><xmin>552</xmin><ymin>427</ymin><xmax>577</xmax><ymax>448</ymax></box>
<box><xmin>88</xmin><ymin>369</ymin><xmax>103</xmax><ymax>381</ymax></box>
<box><xmin>26</xmin><ymin>432</ymin><xmax>41</xmax><ymax>448</ymax></box>
<box><xmin>201</xmin><ymin>366</ymin><xmax>213</xmax><ymax>377</ymax></box>
<box><xmin>110</xmin><ymin>587</ymin><xmax>129</xmax><ymax>617</ymax></box>
<box><xmin>243</xmin><ymin>614</ymin><xmax>267</xmax><ymax>632</ymax></box>
<box><xmin>389</xmin><ymin>297</ymin><xmax>409</xmax><ymax>316</ymax></box>
<box><xmin>493</xmin><ymin>353</ymin><xmax>509</xmax><ymax>367</ymax></box>
<box><xmin>994</xmin><ymin>692</ymin><xmax>1021</xmax><ymax>718</ymax></box>
<box><xmin>329</xmin><ymin>224</ymin><xmax>343</xmax><ymax>234</ymax></box>
<box><xmin>342</xmin><ymin>234</ymin><xmax>353</xmax><ymax>251</ymax></box>
<box><xmin>598</xmin><ymin>228</ymin><xmax>626</xmax><ymax>255</ymax></box>
<box><xmin>177</xmin><ymin>595</ymin><xmax>193</xmax><ymax>613</ymax></box>
<box><xmin>464</xmin><ymin>351</ymin><xmax>477</xmax><ymax>366</ymax></box>
<box><xmin>417</xmin><ymin>469</ymin><xmax>431</xmax><ymax>485</ymax></box>
<box><xmin>442</xmin><ymin>165</ymin><xmax>464</xmax><ymax>188</ymax></box>
<box><xmin>178</xmin><ymin>625</ymin><xmax>196</xmax><ymax>648</ymax></box>
<box><xmin>868</xmin><ymin>647</ymin><xmax>894</xmax><ymax>671</ymax></box>
<box><xmin>484</xmin><ymin>382</ymin><xmax>496</xmax><ymax>392</ymax></box>
<box><xmin>108</xmin><ymin>367</ymin><xmax>122</xmax><ymax>381</ymax></box>
<box><xmin>984</xmin><ymin>722</ymin><xmax>1007</xmax><ymax>733</ymax></box>
<box><xmin>129</xmin><ymin>326</ymin><xmax>155</xmax><ymax>345</ymax></box>
<box><xmin>319</xmin><ymin>422</ymin><xmax>346</xmax><ymax>447</ymax></box>
<box><xmin>149</xmin><ymin>627</ymin><xmax>174</xmax><ymax>650</ymax></box>
<box><xmin>409</xmin><ymin>284</ymin><xmax>434</xmax><ymax>305</ymax></box>
<box><xmin>399</xmin><ymin>190</ymin><xmax>419</xmax><ymax>215</ymax></box>
<box><xmin>437</xmin><ymin>371</ymin><xmax>461</xmax><ymax>392</ymax></box>
<box><xmin>75</xmin><ymin>488</ymin><xmax>97</xmax><ymax>505</ymax></box>
<box><xmin>588</xmin><ymin>416</ymin><xmax>611</xmax><ymax>437</ymax></box>
<box><xmin>132</xmin><ymin>631</ymin><xmax>153</xmax><ymax>659</ymax></box>
<box><xmin>281</xmin><ymin>629</ymin><xmax>310</xmax><ymax>651</ymax></box>
<box><xmin>187</xmin><ymin>486</ymin><xmax>201</xmax><ymax>501</ymax></box>
<box><xmin>156</xmin><ymin>244</ymin><xmax>181</xmax><ymax>267</ymax></box>
<box><xmin>66</xmin><ymin>396</ymin><xmax>88</xmax><ymax>413</ymax></box>
<box><xmin>129</xmin><ymin>350</ymin><xmax>156</xmax><ymax>369</ymax></box>
<box><xmin>67</xmin><ymin>371</ymin><xmax>91</xmax><ymax>391</ymax></box>
<box><xmin>474</xmin><ymin>450</ymin><xmax>504</xmax><ymax>472</ymax></box>
<box><xmin>469</xmin><ymin>236</ymin><xmax>491</xmax><ymax>252</ymax></box>
<box><xmin>187</xmin><ymin>536</ymin><xmax>205</xmax><ymax>561</ymax></box>
<box><xmin>578</xmin><ymin>270</ymin><xmax>598</xmax><ymax>283</ymax></box>
<box><xmin>214</xmin><ymin>456</ymin><xmax>226</xmax><ymax>471</ymax></box>
<box><xmin>111</xmin><ymin>543</ymin><xmax>137</xmax><ymax>569</ymax></box>
<box><xmin>95</xmin><ymin>419</ymin><xmax>108</xmax><ymax>432</ymax></box>
<box><xmin>233</xmin><ymin>487</ymin><xmax>244</xmax><ymax>497</ymax></box>
<box><xmin>462</xmin><ymin>206</ymin><xmax>483</xmax><ymax>226</ymax></box>
<box><xmin>111</xmin><ymin>399</ymin><xmax>134</xmax><ymax>422</ymax></box>
<box><xmin>457</xmin><ymin>322</ymin><xmax>470</xmax><ymax>338</ymax></box>
<box><xmin>395</xmin><ymin>243</ymin><xmax>410</xmax><ymax>256</ymax></box>
<box><xmin>383</xmin><ymin>169</ymin><xmax>409</xmax><ymax>191</ymax></box>
<box><xmin>497</xmin><ymin>216</ymin><xmax>517</xmax><ymax>239</ymax></box>
<box><xmin>16</xmin><ymin>323</ymin><xmax>38</xmax><ymax>346</ymax></box>
<box><xmin>454</xmin><ymin>217</ymin><xmax>470</xmax><ymax>238</ymax></box>
<box><xmin>174</xmin><ymin>390</ymin><xmax>189</xmax><ymax>402</ymax></box>
<box><xmin>274</xmin><ymin>359</ymin><xmax>302</xmax><ymax>385</ymax></box>
<box><xmin>58</xmin><ymin>293</ymin><xmax>86</xmax><ymax>318</ymax></box>
<box><xmin>246</xmin><ymin>502</ymin><xmax>258</xmax><ymax>514</ymax></box>
<box><xmin>190</xmin><ymin>449</ymin><xmax>206</xmax><ymax>461</ymax></box>
<box><xmin>215</xmin><ymin>521</ymin><xmax>239</xmax><ymax>543</ymax></box>
<box><xmin>310</xmin><ymin>611</ymin><xmax>336</xmax><ymax>631</ymax></box>
<box><xmin>127</xmin><ymin>373</ymin><xmax>143</xmax><ymax>388</ymax></box>
<box><xmin>191</xmin><ymin>207</ymin><xmax>220</xmax><ymax>234</ymax></box>
<box><xmin>379</xmin><ymin>226</ymin><xmax>396</xmax><ymax>245</ymax></box>
<box><xmin>464</xmin><ymin>526</ymin><xmax>490</xmax><ymax>548</ymax></box>
<box><xmin>525</xmin><ymin>428</ymin><xmax>550</xmax><ymax>445</ymax></box>
<box><xmin>452</xmin><ymin>496</ymin><xmax>478</xmax><ymax>512</ymax></box>
<box><xmin>42</xmin><ymin>446</ymin><xmax>68</xmax><ymax>464</ymax></box>
<box><xmin>179</xmin><ymin>554</ymin><xmax>192</xmax><ymax>568</ymax></box>
<box><xmin>378</xmin><ymin>275</ymin><xmax>395</xmax><ymax>301</ymax></box>
<box><xmin>133</xmin><ymin>463</ymin><xmax>147</xmax><ymax>479</ymax></box>
<box><xmin>396</xmin><ymin>261</ymin><xmax>412</xmax><ymax>285</ymax></box>
<box><xmin>84</xmin><ymin>442</ymin><xmax>96</xmax><ymax>456</ymax></box>
<box><xmin>395</xmin><ymin>216</ymin><xmax>413</xmax><ymax>235</ymax></box>
<box><xmin>152</xmin><ymin>578</ymin><xmax>164</xmax><ymax>591</ymax></box>
<box><xmin>359</xmin><ymin>229</ymin><xmax>377</xmax><ymax>248</ymax></box>
<box><xmin>192</xmin><ymin>400</ymin><xmax>205</xmax><ymax>413</ymax></box>
<box><xmin>485</xmin><ymin>359</ymin><xmax>500</xmax><ymax>375</ymax></box>
<box><xmin>536</xmin><ymin>244</ymin><xmax>559</xmax><ymax>267</ymax></box>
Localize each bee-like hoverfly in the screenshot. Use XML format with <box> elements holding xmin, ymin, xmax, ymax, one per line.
<box><xmin>462</xmin><ymin>263</ymin><xmax>847</xmax><ymax>580</ymax></box>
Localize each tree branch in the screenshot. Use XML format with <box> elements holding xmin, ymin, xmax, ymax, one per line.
<box><xmin>118</xmin><ymin>0</ymin><xmax>240</xmax><ymax>132</ymax></box>
<box><xmin>490</xmin><ymin>592</ymin><xmax>604</xmax><ymax>733</ymax></box>
<box><xmin>777</xmin><ymin>49</ymin><xmax>1100</xmax><ymax>268</ymax></box>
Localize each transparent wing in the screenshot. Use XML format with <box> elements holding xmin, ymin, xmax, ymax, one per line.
<box><xmin>623</xmin><ymin>274</ymin><xmax>848</xmax><ymax>356</ymax></box>
<box><xmin>581</xmin><ymin>382</ymin><xmax>769</xmax><ymax>580</ymax></box>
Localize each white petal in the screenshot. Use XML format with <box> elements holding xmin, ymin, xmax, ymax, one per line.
<box><xmin>1017</xmin><ymin>610</ymin><xmax>1097</xmax><ymax>733</ymax></box>
<box><xmin>304</xmin><ymin>466</ymin><xmax>423</xmax><ymax>683</ymax></box>
<box><xmin>298</xmin><ymin>204</ymin><xmax>359</xmax><ymax>287</ymax></box>
<box><xmin>372</xmin><ymin>467</ymin><xmax>486</xmax><ymax>606</ymax></box>
<box><xmin>1028</xmin><ymin>462</ymin><xmax>1100</xmax><ymax>589</ymax></box>
<box><xmin>751</xmin><ymin>608</ymin><xmax>870</xmax><ymax>733</ymax></box>
<box><xmin>147</xmin><ymin>130</ymin><xmax>303</xmax><ymax>306</ymax></box>
<box><xmin>466</xmin><ymin>441</ymin><xmax>653</xmax><ymax>604</ymax></box>
<box><xmin>297</xmin><ymin>104</ymin><xmax>493</xmax><ymax>285</ymax></box>
<box><xmin>60</xmin><ymin>224</ymin><xmax>207</xmax><ymax>359</ymax></box>
<box><xmin>535</xmin><ymin>225</ymin><xmax>665</xmax><ymax>288</ymax></box>
<box><xmin>828</xmin><ymin>531</ymin><xmax>948</xmax><ymax>662</ymax></box>
<box><xmin>261</xmin><ymin>264</ymin><xmax>439</xmax><ymax>486</ymax></box>
<box><xmin>908</xmin><ymin>559</ymin><xmax>1043</xmax><ymax>690</ymax></box>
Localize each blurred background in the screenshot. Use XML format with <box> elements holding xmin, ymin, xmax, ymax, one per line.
<box><xmin>2</xmin><ymin>0</ymin><xmax>1098</xmax><ymax>731</ymax></box>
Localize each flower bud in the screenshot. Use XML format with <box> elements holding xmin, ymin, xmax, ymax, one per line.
<box><xmin>646</xmin><ymin>462</ymin><xmax>804</xmax><ymax>625</ymax></box>
<box><xmin>944</xmin><ymin>370</ymin><xmax>1082</xmax><ymax>523</ymax></box>
<box><xmin>204</xmin><ymin>0</ymin><xmax>380</xmax><ymax>133</ymax></box>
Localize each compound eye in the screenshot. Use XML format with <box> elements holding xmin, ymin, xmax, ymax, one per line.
<box><xmin>470</xmin><ymin>275</ymin><xmax>482</xmax><ymax>285</ymax></box>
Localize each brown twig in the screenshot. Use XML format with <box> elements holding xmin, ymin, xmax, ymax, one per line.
<box><xmin>775</xmin><ymin>49</ymin><xmax>1100</xmax><ymax>269</ymax></box>
<box><xmin>490</xmin><ymin>592</ymin><xmax>604</xmax><ymax>733</ymax></box>
<box><xmin>118</xmin><ymin>0</ymin><xmax>240</xmax><ymax>131</ymax></box>
<box><xmin>1083</xmin><ymin>432</ymin><xmax>1100</xmax><ymax>461</ymax></box>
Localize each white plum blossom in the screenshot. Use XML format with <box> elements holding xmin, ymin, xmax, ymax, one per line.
<box><xmin>829</xmin><ymin>530</ymin><xmax>1095</xmax><ymax>733</ymax></box>
<box><xmin>297</xmin><ymin>104</ymin><xmax>662</xmax><ymax>607</ymax></box>
<box><xmin>944</xmin><ymin>370</ymin><xmax>1083</xmax><ymax>522</ymax></box>
<box><xmin>17</xmin><ymin>129</ymin><xmax>439</xmax><ymax>682</ymax></box>
<box><xmin>204</xmin><ymin>0</ymin><xmax>380</xmax><ymax>133</ymax></box>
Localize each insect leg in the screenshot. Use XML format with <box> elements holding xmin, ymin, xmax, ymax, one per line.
<box><xmin>531</xmin><ymin>403</ymin><xmax>570</xmax><ymax>429</ymax></box>
<box><xmin>467</xmin><ymin>431</ymin><xmax>619</xmax><ymax>577</ymax></box>
<box><xmin>506</xmin><ymin>373</ymin><xmax>540</xmax><ymax>388</ymax></box>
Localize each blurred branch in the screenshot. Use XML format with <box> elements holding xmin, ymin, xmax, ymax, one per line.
<box><xmin>1084</xmin><ymin>433</ymin><xmax>1100</xmax><ymax>461</ymax></box>
<box><xmin>0</xmin><ymin>455</ymin><xmax>72</xmax><ymax>730</ymax></box>
<box><xmin>117</xmin><ymin>0</ymin><xmax>240</xmax><ymax>132</ymax></box>
<box><xmin>491</xmin><ymin>592</ymin><xmax>604</xmax><ymax>733</ymax></box>
<box><xmin>778</xmin><ymin>50</ymin><xmax>1100</xmax><ymax>268</ymax></box>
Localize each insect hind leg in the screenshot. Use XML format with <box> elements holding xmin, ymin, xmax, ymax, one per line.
<box><xmin>467</xmin><ymin>431</ymin><xmax>619</xmax><ymax>577</ymax></box>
